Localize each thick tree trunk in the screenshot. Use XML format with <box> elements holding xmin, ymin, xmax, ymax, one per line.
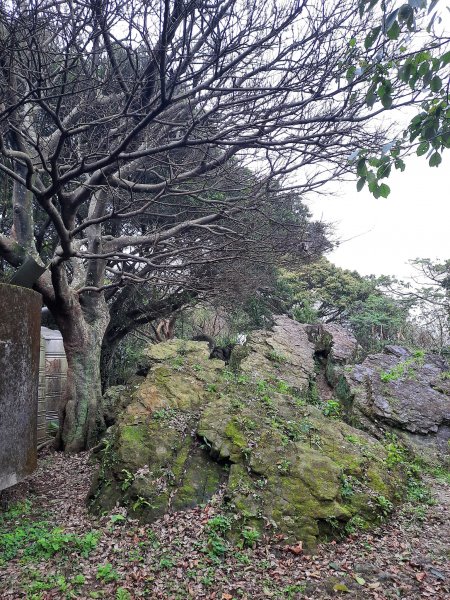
<box><xmin>53</xmin><ymin>296</ymin><xmax>109</xmax><ymax>452</ymax></box>
<box><xmin>100</xmin><ymin>336</ymin><xmax>121</xmax><ymax>393</ymax></box>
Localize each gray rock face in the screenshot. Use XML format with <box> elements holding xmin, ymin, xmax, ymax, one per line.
<box><xmin>238</xmin><ymin>315</ymin><xmax>317</xmax><ymax>392</ymax></box>
<box><xmin>343</xmin><ymin>347</ymin><xmax>450</xmax><ymax>464</ymax></box>
<box><xmin>323</xmin><ymin>323</ymin><xmax>360</xmax><ymax>366</ymax></box>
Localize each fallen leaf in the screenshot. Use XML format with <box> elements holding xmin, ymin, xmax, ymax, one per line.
<box><xmin>333</xmin><ymin>583</ymin><xmax>350</xmax><ymax>592</ymax></box>
<box><xmin>354</xmin><ymin>575</ymin><xmax>365</xmax><ymax>585</ymax></box>
<box><xmin>415</xmin><ymin>572</ymin><xmax>426</xmax><ymax>582</ymax></box>
<box><xmin>284</xmin><ymin>542</ymin><xmax>303</xmax><ymax>555</ymax></box>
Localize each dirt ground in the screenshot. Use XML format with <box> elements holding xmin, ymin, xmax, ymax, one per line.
<box><xmin>0</xmin><ymin>449</ymin><xmax>449</xmax><ymax>599</ymax></box>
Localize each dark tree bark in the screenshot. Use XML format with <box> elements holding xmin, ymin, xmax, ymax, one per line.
<box><xmin>0</xmin><ymin>0</ymin><xmax>438</xmax><ymax>450</ymax></box>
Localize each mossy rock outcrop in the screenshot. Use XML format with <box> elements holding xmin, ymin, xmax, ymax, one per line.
<box><xmin>341</xmin><ymin>345</ymin><xmax>450</xmax><ymax>466</ymax></box>
<box><xmin>90</xmin><ymin>318</ymin><xmax>407</xmax><ymax>549</ymax></box>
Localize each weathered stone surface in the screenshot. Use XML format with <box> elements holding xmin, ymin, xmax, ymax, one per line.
<box><xmin>343</xmin><ymin>347</ymin><xmax>450</xmax><ymax>464</ymax></box>
<box><xmin>102</xmin><ymin>385</ymin><xmax>134</xmax><ymax>426</ymax></box>
<box><xmin>306</xmin><ymin>323</ymin><xmax>360</xmax><ymax>366</ymax></box>
<box><xmin>0</xmin><ymin>284</ymin><xmax>41</xmax><ymax>491</ymax></box>
<box><xmin>198</xmin><ymin>393</ymin><xmax>401</xmax><ymax>547</ymax></box>
<box><xmin>90</xmin><ymin>321</ymin><xmax>407</xmax><ymax>548</ymax></box>
<box><xmin>324</xmin><ymin>323</ymin><xmax>360</xmax><ymax>366</ymax></box>
<box><xmin>90</xmin><ymin>339</ymin><xmax>226</xmax><ymax>520</ymax></box>
<box><xmin>238</xmin><ymin>315</ymin><xmax>316</xmax><ymax>392</ymax></box>
<box><xmin>305</xmin><ymin>322</ymin><xmax>360</xmax><ymax>391</ymax></box>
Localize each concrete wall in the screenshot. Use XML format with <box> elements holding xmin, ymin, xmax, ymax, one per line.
<box><xmin>0</xmin><ymin>284</ymin><xmax>41</xmax><ymax>491</ymax></box>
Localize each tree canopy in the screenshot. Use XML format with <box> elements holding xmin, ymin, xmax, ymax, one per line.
<box><xmin>0</xmin><ymin>0</ymin><xmax>445</xmax><ymax>450</ymax></box>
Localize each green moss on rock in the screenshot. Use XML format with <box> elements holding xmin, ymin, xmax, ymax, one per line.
<box><xmin>90</xmin><ymin>327</ymin><xmax>408</xmax><ymax>549</ymax></box>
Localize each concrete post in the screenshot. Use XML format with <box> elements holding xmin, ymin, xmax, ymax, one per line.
<box><xmin>0</xmin><ymin>284</ymin><xmax>41</xmax><ymax>490</ymax></box>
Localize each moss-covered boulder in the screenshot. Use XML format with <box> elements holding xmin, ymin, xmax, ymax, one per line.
<box><xmin>89</xmin><ymin>320</ymin><xmax>407</xmax><ymax>549</ymax></box>
<box><xmin>197</xmin><ymin>390</ymin><xmax>404</xmax><ymax>547</ymax></box>
<box><xmin>90</xmin><ymin>340</ymin><xmax>226</xmax><ymax>520</ymax></box>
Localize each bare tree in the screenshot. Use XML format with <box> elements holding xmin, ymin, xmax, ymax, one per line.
<box><xmin>0</xmin><ymin>0</ymin><xmax>419</xmax><ymax>450</ymax></box>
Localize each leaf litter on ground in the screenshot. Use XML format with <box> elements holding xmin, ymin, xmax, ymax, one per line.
<box><xmin>0</xmin><ymin>449</ymin><xmax>449</xmax><ymax>599</ymax></box>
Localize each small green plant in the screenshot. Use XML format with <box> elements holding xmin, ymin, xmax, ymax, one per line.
<box><xmin>322</xmin><ymin>399</ymin><xmax>341</xmax><ymax>417</ymax></box>
<box><xmin>256</xmin><ymin>379</ymin><xmax>269</xmax><ymax>393</ymax></box>
<box><xmin>72</xmin><ymin>574</ymin><xmax>86</xmax><ymax>585</ymax></box>
<box><xmin>236</xmin><ymin>551</ymin><xmax>251</xmax><ymax>565</ymax></box>
<box><xmin>307</xmin><ymin>380</ymin><xmax>321</xmax><ymax>406</ymax></box>
<box><xmin>380</xmin><ymin>362</ymin><xmax>412</xmax><ymax>382</ymax></box>
<box><xmin>116</xmin><ymin>588</ymin><xmax>132</xmax><ymax>600</ymax></box>
<box><xmin>132</xmin><ymin>496</ymin><xmax>153</xmax><ymax>511</ymax></box>
<box><xmin>0</xmin><ymin>521</ymin><xmax>100</xmax><ymax>563</ymax></box>
<box><xmin>403</xmin><ymin>503</ymin><xmax>427</xmax><ymax>522</ymax></box>
<box><xmin>96</xmin><ymin>563</ymin><xmax>119</xmax><ymax>582</ymax></box>
<box><xmin>340</xmin><ymin>474</ymin><xmax>355</xmax><ymax>500</ymax></box>
<box><xmin>206</xmin><ymin>515</ymin><xmax>232</xmax><ymax>534</ymax></box>
<box><xmin>128</xmin><ymin>548</ymin><xmax>144</xmax><ymax>562</ymax></box>
<box><xmin>152</xmin><ymin>407</ymin><xmax>175</xmax><ymax>420</ymax></box>
<box><xmin>241</xmin><ymin>416</ymin><xmax>257</xmax><ymax>431</ymax></box>
<box><xmin>78</xmin><ymin>531</ymin><xmax>100</xmax><ymax>557</ymax></box>
<box><xmin>345</xmin><ymin>433</ymin><xmax>363</xmax><ymax>445</ymax></box>
<box><xmin>374</xmin><ymin>495</ymin><xmax>393</xmax><ymax>516</ymax></box>
<box><xmin>276</xmin><ymin>380</ymin><xmax>291</xmax><ymax>393</ymax></box>
<box><xmin>267</xmin><ymin>349</ymin><xmax>287</xmax><ymax>364</ymax></box>
<box><xmin>345</xmin><ymin>515</ymin><xmax>368</xmax><ymax>534</ymax></box>
<box><xmin>200</xmin><ymin>567</ymin><xmax>215</xmax><ymax>586</ymax></box>
<box><xmin>159</xmin><ymin>556</ymin><xmax>174</xmax><ymax>569</ymax></box>
<box><xmin>242</xmin><ymin>446</ymin><xmax>252</xmax><ymax>461</ymax></box>
<box><xmin>412</xmin><ymin>349</ymin><xmax>425</xmax><ymax>361</ymax></box>
<box><xmin>171</xmin><ymin>355</ymin><xmax>185</xmax><ymax>367</ymax></box>
<box><xmin>310</xmin><ymin>432</ymin><xmax>322</xmax><ymax>449</ymax></box>
<box><xmin>24</xmin><ymin>573</ymin><xmax>63</xmax><ymax>596</ymax></box>
<box><xmin>282</xmin><ymin>583</ymin><xmax>307</xmax><ymax>597</ymax></box>
<box><xmin>206</xmin><ymin>383</ymin><xmax>218</xmax><ymax>393</ymax></box>
<box><xmin>121</xmin><ymin>469</ymin><xmax>134</xmax><ymax>491</ymax></box>
<box><xmin>323</xmin><ymin>516</ymin><xmax>339</xmax><ymax>533</ymax></box>
<box><xmin>277</xmin><ymin>459</ymin><xmax>292</xmax><ymax>474</ymax></box>
<box><xmin>47</xmin><ymin>420</ymin><xmax>59</xmax><ymax>437</ymax></box>
<box><xmin>385</xmin><ymin>442</ymin><xmax>406</xmax><ymax>467</ymax></box>
<box><xmin>240</xmin><ymin>527</ymin><xmax>260</xmax><ymax>548</ymax></box>
<box><xmin>380</xmin><ymin>352</ymin><xmax>424</xmax><ymax>383</ymax></box>
<box><xmin>230</xmin><ymin>397</ymin><xmax>244</xmax><ymax>410</ymax></box>
<box><xmin>429</xmin><ymin>465</ymin><xmax>450</xmax><ymax>484</ymax></box>
<box><xmin>260</xmin><ymin>394</ymin><xmax>274</xmax><ymax>407</ymax></box>
<box><xmin>0</xmin><ymin>499</ymin><xmax>32</xmax><ymax>522</ymax></box>
<box><xmin>110</xmin><ymin>513</ymin><xmax>126</xmax><ymax>525</ymax></box>
<box><xmin>207</xmin><ymin>533</ymin><xmax>228</xmax><ymax>557</ymax></box>
<box><xmin>177</xmin><ymin>341</ymin><xmax>188</xmax><ymax>356</ymax></box>
<box><xmin>407</xmin><ymin>479</ymin><xmax>435</xmax><ymax>505</ymax></box>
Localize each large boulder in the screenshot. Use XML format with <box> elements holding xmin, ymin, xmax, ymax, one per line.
<box><xmin>89</xmin><ymin>319</ymin><xmax>407</xmax><ymax>549</ymax></box>
<box><xmin>341</xmin><ymin>345</ymin><xmax>450</xmax><ymax>465</ymax></box>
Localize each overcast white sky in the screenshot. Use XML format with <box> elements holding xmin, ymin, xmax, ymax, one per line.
<box><xmin>306</xmin><ymin>151</ymin><xmax>450</xmax><ymax>282</ymax></box>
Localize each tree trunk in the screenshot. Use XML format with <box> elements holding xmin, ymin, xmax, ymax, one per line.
<box><xmin>100</xmin><ymin>336</ymin><xmax>121</xmax><ymax>393</ymax></box>
<box><xmin>53</xmin><ymin>295</ymin><xmax>109</xmax><ymax>452</ymax></box>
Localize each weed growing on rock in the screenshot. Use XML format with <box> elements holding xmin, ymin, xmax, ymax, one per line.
<box><xmin>240</xmin><ymin>527</ymin><xmax>260</xmax><ymax>548</ymax></box>
<box><xmin>322</xmin><ymin>399</ymin><xmax>341</xmax><ymax>418</ymax></box>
